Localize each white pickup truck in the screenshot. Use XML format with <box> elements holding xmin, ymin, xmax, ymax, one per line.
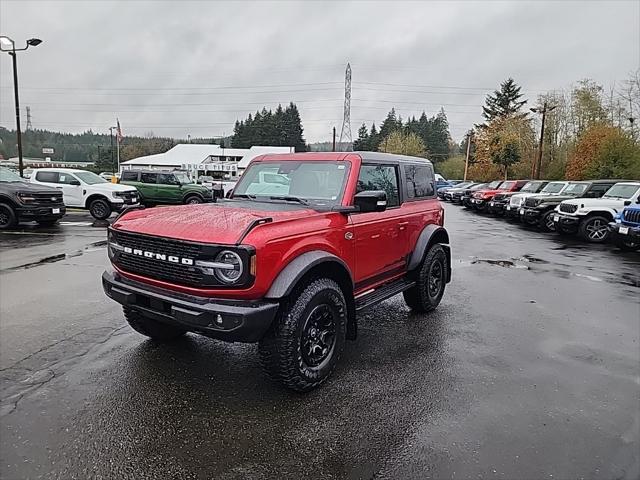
<box><xmin>30</xmin><ymin>168</ymin><xmax>139</xmax><ymax>219</ymax></box>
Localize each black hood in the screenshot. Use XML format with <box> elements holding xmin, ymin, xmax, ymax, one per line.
<box><xmin>0</xmin><ymin>180</ymin><xmax>61</xmax><ymax>195</ymax></box>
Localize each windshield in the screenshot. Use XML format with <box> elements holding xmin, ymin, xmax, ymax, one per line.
<box><xmin>232</xmin><ymin>161</ymin><xmax>350</xmax><ymax>205</ymax></box>
<box><xmin>499</xmin><ymin>181</ymin><xmax>516</xmax><ymax>190</ymax></box>
<box><xmin>174</xmin><ymin>172</ymin><xmax>192</xmax><ymax>184</ymax></box>
<box><xmin>541</xmin><ymin>182</ymin><xmax>566</xmax><ymax>194</ymax></box>
<box><xmin>563</xmin><ymin>183</ymin><xmax>589</xmax><ymax>195</ymax></box>
<box><xmin>487</xmin><ymin>181</ymin><xmax>502</xmax><ymax>189</ymax></box>
<box><xmin>520</xmin><ymin>181</ymin><xmax>543</xmax><ymax>193</ymax></box>
<box><xmin>603</xmin><ymin>184</ymin><xmax>640</xmax><ymax>199</ymax></box>
<box><xmin>74</xmin><ymin>171</ymin><xmax>108</xmax><ymax>185</ymax></box>
<box><xmin>0</xmin><ymin>168</ymin><xmax>25</xmax><ymax>183</ymax></box>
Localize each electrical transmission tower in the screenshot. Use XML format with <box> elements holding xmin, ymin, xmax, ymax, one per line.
<box><xmin>338</xmin><ymin>63</ymin><xmax>352</xmax><ymax>151</ymax></box>
<box><xmin>26</xmin><ymin>106</ymin><xmax>32</xmax><ymax>130</ymax></box>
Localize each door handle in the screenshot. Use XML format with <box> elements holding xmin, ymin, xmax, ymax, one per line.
<box><xmin>398</xmin><ymin>221</ymin><xmax>409</xmax><ymax>230</ymax></box>
<box><xmin>55</xmin><ymin>186</ymin><xmax>63</xmax><ymax>189</ymax></box>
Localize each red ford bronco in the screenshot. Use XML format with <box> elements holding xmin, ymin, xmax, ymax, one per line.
<box><xmin>102</xmin><ymin>152</ymin><xmax>451</xmax><ymax>391</ymax></box>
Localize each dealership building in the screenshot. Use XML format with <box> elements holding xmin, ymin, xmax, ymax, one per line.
<box><xmin>120</xmin><ymin>144</ymin><xmax>293</xmax><ymax>180</ymax></box>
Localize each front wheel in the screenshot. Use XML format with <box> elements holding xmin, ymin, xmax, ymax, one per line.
<box><xmin>539</xmin><ymin>211</ymin><xmax>557</xmax><ymax>232</ymax></box>
<box><xmin>403</xmin><ymin>244</ymin><xmax>447</xmax><ymax>313</ymax></box>
<box><xmin>89</xmin><ymin>198</ymin><xmax>112</xmax><ymax>220</ymax></box>
<box><xmin>184</xmin><ymin>195</ymin><xmax>203</xmax><ymax>204</ymax></box>
<box><xmin>614</xmin><ymin>235</ymin><xmax>640</xmax><ymax>251</ymax></box>
<box><xmin>258</xmin><ymin>278</ymin><xmax>347</xmax><ymax>392</ymax></box>
<box><xmin>0</xmin><ymin>203</ymin><xmax>17</xmax><ymax>230</ymax></box>
<box><xmin>579</xmin><ymin>215</ymin><xmax>611</xmax><ymax>243</ymax></box>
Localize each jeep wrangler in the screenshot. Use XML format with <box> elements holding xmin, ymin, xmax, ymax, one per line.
<box><xmin>609</xmin><ymin>196</ymin><xmax>640</xmax><ymax>251</ymax></box>
<box><xmin>102</xmin><ymin>153</ymin><xmax>451</xmax><ymax>391</ymax></box>
<box><xmin>553</xmin><ymin>182</ymin><xmax>640</xmax><ymax>242</ymax></box>
<box><xmin>520</xmin><ymin>180</ymin><xmax>618</xmax><ymax>231</ymax></box>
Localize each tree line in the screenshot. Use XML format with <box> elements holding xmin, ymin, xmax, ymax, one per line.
<box><xmin>464</xmin><ymin>73</ymin><xmax>640</xmax><ymax>181</ymax></box>
<box><xmin>353</xmin><ymin>108</ymin><xmax>452</xmax><ymax>160</ymax></box>
<box><xmin>231</xmin><ymin>102</ymin><xmax>307</xmax><ymax>152</ymax></box>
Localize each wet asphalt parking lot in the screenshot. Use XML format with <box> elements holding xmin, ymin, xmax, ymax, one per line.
<box><xmin>0</xmin><ymin>205</ymin><xmax>638</xmax><ymax>480</ymax></box>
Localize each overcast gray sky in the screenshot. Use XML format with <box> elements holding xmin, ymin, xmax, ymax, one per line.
<box><xmin>1</xmin><ymin>0</ymin><xmax>638</xmax><ymax>144</ymax></box>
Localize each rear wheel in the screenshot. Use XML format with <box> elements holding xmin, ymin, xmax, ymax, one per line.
<box><xmin>123</xmin><ymin>307</ymin><xmax>187</xmax><ymax>341</ymax></box>
<box><xmin>258</xmin><ymin>278</ymin><xmax>347</xmax><ymax>392</ymax></box>
<box><xmin>403</xmin><ymin>244</ymin><xmax>447</xmax><ymax>313</ymax></box>
<box><xmin>0</xmin><ymin>203</ymin><xmax>17</xmax><ymax>229</ymax></box>
<box><xmin>579</xmin><ymin>215</ymin><xmax>611</xmax><ymax>243</ymax></box>
<box><xmin>89</xmin><ymin>198</ymin><xmax>112</xmax><ymax>220</ymax></box>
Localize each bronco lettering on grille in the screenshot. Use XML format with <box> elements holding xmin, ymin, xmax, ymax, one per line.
<box><xmin>122</xmin><ymin>246</ymin><xmax>194</xmax><ymax>265</ymax></box>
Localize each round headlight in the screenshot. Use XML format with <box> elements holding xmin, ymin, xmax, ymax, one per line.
<box><xmin>214</xmin><ymin>250</ymin><xmax>243</xmax><ymax>284</ymax></box>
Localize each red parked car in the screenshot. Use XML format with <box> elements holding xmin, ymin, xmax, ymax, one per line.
<box><xmin>470</xmin><ymin>180</ymin><xmax>529</xmax><ymax>211</ymax></box>
<box><xmin>102</xmin><ymin>152</ymin><xmax>451</xmax><ymax>391</ymax></box>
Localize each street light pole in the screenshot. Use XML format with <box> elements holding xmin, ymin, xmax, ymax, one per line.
<box><xmin>0</xmin><ymin>36</ymin><xmax>43</xmax><ymax>178</ymax></box>
<box><xmin>530</xmin><ymin>102</ymin><xmax>557</xmax><ymax>180</ymax></box>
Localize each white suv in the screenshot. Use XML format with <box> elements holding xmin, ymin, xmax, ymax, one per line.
<box><xmin>506</xmin><ymin>181</ymin><xmax>569</xmax><ymax>218</ymax></box>
<box><xmin>30</xmin><ymin>168</ymin><xmax>139</xmax><ymax>219</ymax></box>
<box><xmin>553</xmin><ymin>181</ymin><xmax>640</xmax><ymax>242</ymax></box>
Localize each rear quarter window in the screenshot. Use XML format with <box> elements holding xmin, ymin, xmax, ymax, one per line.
<box><xmin>404</xmin><ymin>164</ymin><xmax>435</xmax><ymax>199</ymax></box>
<box><xmin>35</xmin><ymin>171</ymin><xmax>59</xmax><ymax>183</ymax></box>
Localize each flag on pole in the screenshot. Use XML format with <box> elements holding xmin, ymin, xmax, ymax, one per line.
<box><xmin>116</xmin><ymin>119</ymin><xmax>124</xmax><ymax>144</ymax></box>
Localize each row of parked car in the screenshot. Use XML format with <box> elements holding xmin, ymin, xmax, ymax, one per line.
<box><xmin>437</xmin><ymin>178</ymin><xmax>640</xmax><ymax>251</ymax></box>
<box><xmin>0</xmin><ymin>166</ymin><xmax>223</xmax><ymax>229</ymax></box>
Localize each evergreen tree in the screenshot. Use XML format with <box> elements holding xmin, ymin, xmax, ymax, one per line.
<box><xmin>353</xmin><ymin>123</ymin><xmax>370</xmax><ymax>151</ymax></box>
<box><xmin>379</xmin><ymin>108</ymin><xmax>402</xmax><ymax>141</ymax></box>
<box><xmin>369</xmin><ymin>123</ymin><xmax>379</xmax><ymax>151</ymax></box>
<box><xmin>482</xmin><ymin>78</ymin><xmax>527</xmax><ymax>120</ymax></box>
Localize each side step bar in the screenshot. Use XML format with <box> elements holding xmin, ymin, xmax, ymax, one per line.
<box><xmin>355</xmin><ymin>278</ymin><xmax>415</xmax><ymax>312</ymax></box>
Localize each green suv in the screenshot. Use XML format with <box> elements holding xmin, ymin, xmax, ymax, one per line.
<box><xmin>120</xmin><ymin>170</ymin><xmax>213</xmax><ymax>205</ymax></box>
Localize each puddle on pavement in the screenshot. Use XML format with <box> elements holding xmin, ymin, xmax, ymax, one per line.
<box><xmin>470</xmin><ymin>258</ymin><xmax>530</xmax><ymax>270</ymax></box>
<box><xmin>2</xmin><ymin>240</ymin><xmax>108</xmax><ymax>272</ymax></box>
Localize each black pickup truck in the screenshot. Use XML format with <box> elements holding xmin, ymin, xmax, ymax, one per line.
<box><xmin>0</xmin><ymin>167</ymin><xmax>66</xmax><ymax>229</ymax></box>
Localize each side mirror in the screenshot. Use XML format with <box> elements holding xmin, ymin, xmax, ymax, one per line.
<box><xmin>70</xmin><ymin>180</ymin><xmax>81</xmax><ymax>186</ymax></box>
<box><xmin>354</xmin><ymin>190</ymin><xmax>387</xmax><ymax>213</ymax></box>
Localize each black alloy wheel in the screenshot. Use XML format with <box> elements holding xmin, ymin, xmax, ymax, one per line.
<box><xmin>300</xmin><ymin>304</ymin><xmax>337</xmax><ymax>368</ymax></box>
<box><xmin>0</xmin><ymin>204</ymin><xmax>17</xmax><ymax>229</ymax></box>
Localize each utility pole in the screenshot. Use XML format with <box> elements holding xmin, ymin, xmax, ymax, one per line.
<box><xmin>109</xmin><ymin>127</ymin><xmax>116</xmax><ymax>173</ymax></box>
<box><xmin>530</xmin><ymin>102</ymin><xmax>556</xmax><ymax>180</ymax></box>
<box><xmin>463</xmin><ymin>131</ymin><xmax>473</xmax><ymax>182</ymax></box>
<box><xmin>332</xmin><ymin>127</ymin><xmax>336</xmax><ymax>152</ymax></box>
<box><xmin>1</xmin><ymin>36</ymin><xmax>43</xmax><ymax>177</ymax></box>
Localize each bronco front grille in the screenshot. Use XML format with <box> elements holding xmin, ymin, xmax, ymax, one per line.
<box><xmin>559</xmin><ymin>203</ymin><xmax>578</xmax><ymax>214</ymax></box>
<box><xmin>110</xmin><ymin>230</ymin><xmax>205</xmax><ymax>286</ymax></box>
<box><xmin>622</xmin><ymin>209</ymin><xmax>640</xmax><ymax>225</ymax></box>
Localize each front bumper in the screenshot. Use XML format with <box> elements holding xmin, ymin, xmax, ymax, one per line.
<box><xmin>552</xmin><ymin>212</ymin><xmax>581</xmax><ymax>231</ymax></box>
<box><xmin>16</xmin><ymin>204</ymin><xmax>66</xmax><ymax>220</ymax></box>
<box><xmin>521</xmin><ymin>207</ymin><xmax>543</xmax><ymax>223</ymax></box>
<box><xmin>609</xmin><ymin>222</ymin><xmax>640</xmax><ymax>240</ymax></box>
<box><xmin>102</xmin><ymin>270</ymin><xmax>279</xmax><ymax>343</ymax></box>
<box><xmin>470</xmin><ymin>198</ymin><xmax>488</xmax><ymax>209</ymax></box>
<box><xmin>504</xmin><ymin>204</ymin><xmax>521</xmax><ymax>218</ymax></box>
<box><xmin>488</xmin><ymin>201</ymin><xmax>507</xmax><ymax>214</ymax></box>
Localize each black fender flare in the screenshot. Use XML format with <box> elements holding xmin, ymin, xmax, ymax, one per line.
<box><xmin>265</xmin><ymin>251</ymin><xmax>353</xmax><ymax>299</ymax></box>
<box><xmin>265</xmin><ymin>250</ymin><xmax>357</xmax><ymax>339</ymax></box>
<box><xmin>408</xmin><ymin>225</ymin><xmax>452</xmax><ymax>283</ymax></box>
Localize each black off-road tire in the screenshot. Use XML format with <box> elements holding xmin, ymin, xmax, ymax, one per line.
<box><xmin>613</xmin><ymin>236</ymin><xmax>640</xmax><ymax>252</ymax></box>
<box><xmin>539</xmin><ymin>210</ymin><xmax>557</xmax><ymax>232</ymax></box>
<box><xmin>123</xmin><ymin>307</ymin><xmax>187</xmax><ymax>341</ymax></box>
<box><xmin>258</xmin><ymin>278</ymin><xmax>347</xmax><ymax>392</ymax></box>
<box><xmin>184</xmin><ymin>195</ymin><xmax>203</xmax><ymax>205</ymax></box>
<box><xmin>89</xmin><ymin>198</ymin><xmax>112</xmax><ymax>220</ymax></box>
<box><xmin>0</xmin><ymin>203</ymin><xmax>17</xmax><ymax>230</ymax></box>
<box><xmin>403</xmin><ymin>244</ymin><xmax>447</xmax><ymax>313</ymax></box>
<box><xmin>579</xmin><ymin>215</ymin><xmax>611</xmax><ymax>243</ymax></box>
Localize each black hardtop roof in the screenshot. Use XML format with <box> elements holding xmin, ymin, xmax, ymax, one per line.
<box><xmin>354</xmin><ymin>151</ymin><xmax>434</xmax><ymax>165</ymax></box>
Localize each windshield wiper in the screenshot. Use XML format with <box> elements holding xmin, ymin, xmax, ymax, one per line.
<box><xmin>233</xmin><ymin>193</ymin><xmax>257</xmax><ymax>200</ymax></box>
<box><xmin>269</xmin><ymin>195</ymin><xmax>310</xmax><ymax>205</ymax></box>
